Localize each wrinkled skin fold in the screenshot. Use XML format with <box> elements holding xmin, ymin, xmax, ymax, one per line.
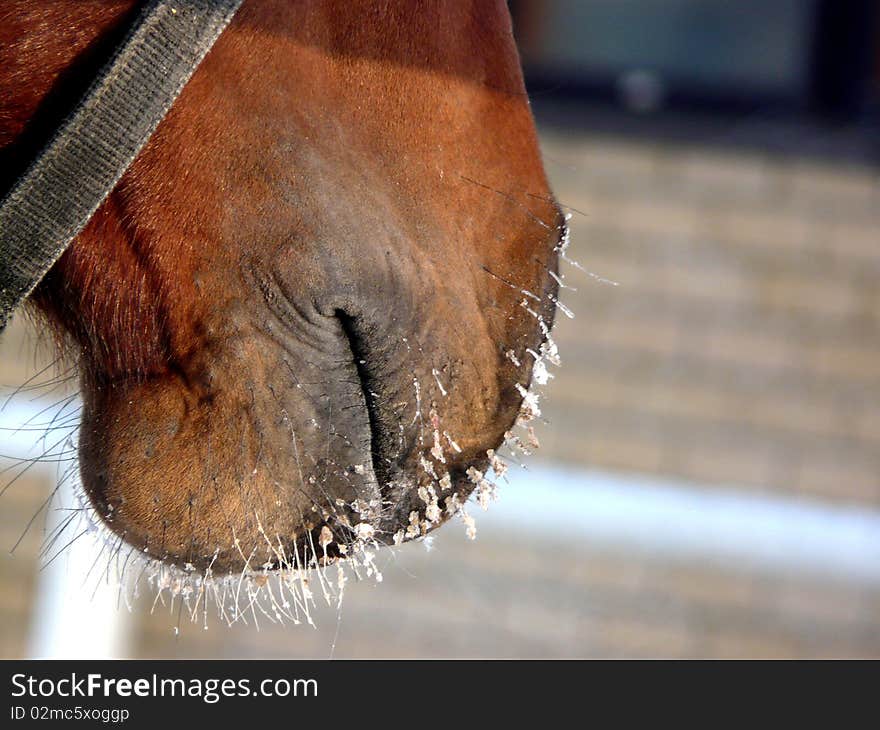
<box><xmin>0</xmin><ymin>0</ymin><xmax>561</xmax><ymax>572</ymax></box>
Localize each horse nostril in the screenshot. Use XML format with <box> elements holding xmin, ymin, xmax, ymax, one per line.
<box><xmin>335</xmin><ymin>309</ymin><xmax>386</xmax><ymax>487</ymax></box>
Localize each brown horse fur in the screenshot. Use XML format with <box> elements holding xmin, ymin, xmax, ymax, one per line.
<box><xmin>0</xmin><ymin>0</ymin><xmax>561</xmax><ymax>573</ymax></box>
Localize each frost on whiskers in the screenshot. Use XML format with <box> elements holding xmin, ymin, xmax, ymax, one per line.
<box><xmin>398</xmin><ymin>217</ymin><xmax>578</xmax><ymax>546</ymax></box>
<box><xmin>130</xmin><ymin>213</ymin><xmax>577</xmax><ymax>631</ymax></box>
<box><xmin>42</xmin><ymin>475</ymin><xmax>390</xmax><ymax>633</ymax></box>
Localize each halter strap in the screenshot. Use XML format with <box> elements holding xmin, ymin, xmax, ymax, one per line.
<box><xmin>0</xmin><ymin>0</ymin><xmax>243</xmax><ymax>332</ymax></box>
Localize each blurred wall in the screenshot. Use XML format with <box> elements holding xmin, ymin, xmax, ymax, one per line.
<box><xmin>539</xmin><ymin>131</ymin><xmax>880</xmax><ymax>506</ymax></box>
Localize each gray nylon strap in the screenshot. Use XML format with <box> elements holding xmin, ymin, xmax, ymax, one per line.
<box><xmin>0</xmin><ymin>0</ymin><xmax>243</xmax><ymax>332</ymax></box>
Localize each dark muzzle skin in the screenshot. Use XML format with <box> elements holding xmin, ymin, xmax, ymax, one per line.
<box><xmin>6</xmin><ymin>0</ymin><xmax>563</xmax><ymax>573</ymax></box>
<box><xmin>76</xmin><ymin>183</ymin><xmax>563</xmax><ymax>572</ymax></box>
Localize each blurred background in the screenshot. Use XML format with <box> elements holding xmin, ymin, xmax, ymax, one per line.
<box><xmin>2</xmin><ymin>0</ymin><xmax>880</xmax><ymax>657</ymax></box>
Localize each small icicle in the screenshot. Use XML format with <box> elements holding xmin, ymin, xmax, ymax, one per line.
<box><xmin>487</xmin><ymin>449</ymin><xmax>508</xmax><ymax>480</ymax></box>
<box><xmin>531</xmin><ymin>358</ymin><xmax>552</xmax><ymax>385</ymax></box>
<box><xmin>420</xmin><ymin>454</ymin><xmax>438</xmax><ymax>479</ymax></box>
<box><xmin>405</xmin><ymin>510</ymin><xmax>421</xmax><ymax>539</ymax></box>
<box><xmin>515</xmin><ymin>383</ymin><xmax>541</xmax><ymax>422</ymax></box>
<box><xmin>460</xmin><ymin>509</ymin><xmax>477</xmax><ymax>540</ymax></box>
<box><xmin>430</xmin><ymin>428</ymin><xmax>445</xmax><ymax>463</ymax></box>
<box><xmin>443</xmin><ymin>431</ymin><xmax>462</xmax><ymax>453</ymax></box>
<box><xmin>431</xmin><ymin>368</ymin><xmax>448</xmax><ymax>396</ymax></box>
